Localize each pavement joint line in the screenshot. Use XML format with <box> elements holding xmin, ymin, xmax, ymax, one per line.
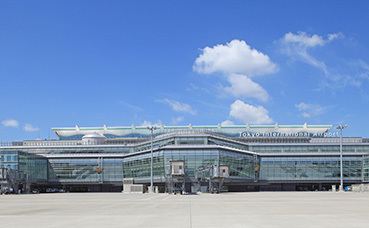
<box><xmin>190</xmin><ymin>197</ymin><xmax>193</xmax><ymax>228</ymax></box>
<box><xmin>139</xmin><ymin>195</ymin><xmax>163</xmax><ymax>201</ymax></box>
<box><xmin>161</xmin><ymin>195</ymin><xmax>172</xmax><ymax>201</ymax></box>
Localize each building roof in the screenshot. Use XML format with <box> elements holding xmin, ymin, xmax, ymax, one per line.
<box><xmin>52</xmin><ymin>123</ymin><xmax>332</xmax><ymax>140</ymax></box>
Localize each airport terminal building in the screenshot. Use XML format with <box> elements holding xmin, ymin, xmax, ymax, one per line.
<box><xmin>1</xmin><ymin>123</ymin><xmax>369</xmax><ymax>193</ymax></box>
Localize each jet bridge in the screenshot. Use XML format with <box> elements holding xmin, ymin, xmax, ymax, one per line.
<box><xmin>165</xmin><ymin>160</ymin><xmax>186</xmax><ymax>194</ymax></box>
<box><xmin>0</xmin><ymin>168</ymin><xmax>28</xmax><ymax>194</ymax></box>
<box><xmin>195</xmin><ymin>165</ymin><xmax>229</xmax><ymax>194</ymax></box>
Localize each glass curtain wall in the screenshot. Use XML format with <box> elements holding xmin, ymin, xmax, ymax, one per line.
<box><xmin>219</xmin><ymin>150</ymin><xmax>255</xmax><ymax>179</ymax></box>
<box><xmin>102</xmin><ymin>158</ymin><xmax>123</xmax><ymax>182</ymax></box>
<box><xmin>0</xmin><ymin>150</ymin><xmax>47</xmax><ymax>183</ymax></box>
<box><xmin>0</xmin><ymin>150</ymin><xmax>19</xmax><ymax>170</ymax></box>
<box><xmin>18</xmin><ymin>153</ymin><xmax>47</xmax><ymax>183</ymax></box>
<box><xmin>122</xmin><ymin>149</ymin><xmax>256</xmax><ymax>180</ymax></box>
<box><xmin>47</xmin><ymin>157</ymin><xmax>124</xmax><ymax>184</ymax></box>
<box><xmin>249</xmin><ymin>145</ymin><xmax>369</xmax><ymax>154</ymax></box>
<box><xmin>260</xmin><ymin>156</ymin><xmax>362</xmax><ymax>181</ymax></box>
<box><xmin>123</xmin><ymin>151</ymin><xmax>165</xmax><ymax>179</ymax></box>
<box><xmin>363</xmin><ymin>155</ymin><xmax>369</xmax><ymax>182</ymax></box>
<box><xmin>48</xmin><ymin>158</ymin><xmax>100</xmax><ymax>183</ymax></box>
<box><xmin>163</xmin><ymin>149</ymin><xmax>219</xmax><ymax>178</ymax></box>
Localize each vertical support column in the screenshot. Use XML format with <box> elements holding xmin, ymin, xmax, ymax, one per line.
<box><xmin>151</xmin><ymin>130</ymin><xmax>153</xmax><ymax>193</ymax></box>
<box><xmin>147</xmin><ymin>126</ymin><xmax>157</xmax><ymax>193</ymax></box>
<box><xmin>336</xmin><ymin>124</ymin><xmax>347</xmax><ymax>192</ymax></box>
<box><xmin>339</xmin><ymin>128</ymin><xmax>343</xmax><ymax>191</ymax></box>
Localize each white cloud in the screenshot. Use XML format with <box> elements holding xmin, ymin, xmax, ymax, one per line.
<box><xmin>229</xmin><ymin>100</ymin><xmax>273</xmax><ymax>124</ymax></box>
<box><xmin>301</xmin><ymin>112</ymin><xmax>311</xmax><ymax>118</ymax></box>
<box><xmin>279</xmin><ymin>31</ymin><xmax>369</xmax><ymax>89</ymax></box>
<box><xmin>140</xmin><ymin>120</ymin><xmax>153</xmax><ymax>126</ymax></box>
<box><xmin>281</xmin><ymin>31</ymin><xmax>343</xmax><ymax>50</ymax></box>
<box><xmin>171</xmin><ymin>116</ymin><xmax>184</xmax><ymax>125</ymax></box>
<box><xmin>278</xmin><ymin>31</ymin><xmax>356</xmax><ymax>88</ymax></box>
<box><xmin>221</xmin><ymin>120</ymin><xmax>234</xmax><ymax>125</ymax></box>
<box><xmin>295</xmin><ymin>102</ymin><xmax>310</xmax><ymax>110</ymax></box>
<box><xmin>282</xmin><ymin>32</ymin><xmax>327</xmax><ymax>48</ymax></box>
<box><xmin>295</xmin><ymin>102</ymin><xmax>327</xmax><ymax>118</ymax></box>
<box><xmin>140</xmin><ymin>120</ymin><xmax>162</xmax><ymax>127</ymax></box>
<box><xmin>193</xmin><ymin>39</ymin><xmax>278</xmax><ymax>76</ymax></box>
<box><xmin>279</xmin><ymin>31</ymin><xmax>337</xmax><ymax>73</ymax></box>
<box><xmin>24</xmin><ymin>123</ymin><xmax>39</xmax><ymax>132</ymax></box>
<box><xmin>328</xmin><ymin>33</ymin><xmax>343</xmax><ymax>41</ymax></box>
<box><xmin>223</xmin><ymin>74</ymin><xmax>269</xmax><ymax>101</ymax></box>
<box><xmin>2</xmin><ymin>119</ymin><xmax>19</xmax><ymax>128</ymax></box>
<box><xmin>193</xmin><ymin>40</ymin><xmax>277</xmax><ymax>101</ymax></box>
<box><xmin>156</xmin><ymin>99</ymin><xmax>197</xmax><ymax>115</ymax></box>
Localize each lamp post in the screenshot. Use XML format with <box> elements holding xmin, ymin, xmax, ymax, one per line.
<box><xmin>336</xmin><ymin>124</ymin><xmax>347</xmax><ymax>192</ymax></box>
<box><xmin>147</xmin><ymin>126</ymin><xmax>157</xmax><ymax>193</ymax></box>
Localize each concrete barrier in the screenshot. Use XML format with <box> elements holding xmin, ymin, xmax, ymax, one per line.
<box><xmin>122</xmin><ymin>178</ymin><xmax>144</xmax><ymax>193</ymax></box>
<box><xmin>351</xmin><ymin>184</ymin><xmax>369</xmax><ymax>192</ymax></box>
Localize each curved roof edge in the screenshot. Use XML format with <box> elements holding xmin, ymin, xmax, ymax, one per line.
<box><xmin>52</xmin><ymin>123</ymin><xmax>332</xmax><ymax>139</ymax></box>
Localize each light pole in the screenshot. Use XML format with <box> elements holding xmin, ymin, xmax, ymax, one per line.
<box><xmin>336</xmin><ymin>124</ymin><xmax>347</xmax><ymax>192</ymax></box>
<box><xmin>147</xmin><ymin>126</ymin><xmax>157</xmax><ymax>193</ymax></box>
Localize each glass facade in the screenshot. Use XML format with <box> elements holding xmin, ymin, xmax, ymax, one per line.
<box><xmin>249</xmin><ymin>145</ymin><xmax>369</xmax><ymax>154</ymax></box>
<box><xmin>260</xmin><ymin>156</ymin><xmax>362</xmax><ymax>181</ymax></box>
<box><xmin>209</xmin><ymin>138</ymin><xmax>249</xmax><ymax>151</ymax></box>
<box><xmin>49</xmin><ymin>158</ymin><xmax>102</xmax><ymax>183</ymax></box>
<box><xmin>0</xmin><ymin>150</ymin><xmax>47</xmax><ymax>183</ymax></box>
<box><xmin>48</xmin><ymin>158</ymin><xmax>123</xmax><ymax>183</ymax></box>
<box><xmin>1</xmin><ymin>129</ymin><xmax>369</xmax><ymax>192</ymax></box>
<box><xmin>220</xmin><ymin>150</ymin><xmax>255</xmax><ymax>179</ymax></box>
<box><xmin>363</xmin><ymin>155</ymin><xmax>369</xmax><ymax>182</ymax></box>
<box><xmin>164</xmin><ymin>149</ymin><xmax>219</xmax><ymax>178</ymax></box>
<box><xmin>123</xmin><ymin>152</ymin><xmax>164</xmax><ymax>180</ymax></box>
<box><xmin>103</xmin><ymin>158</ymin><xmax>124</xmax><ymax>182</ymax></box>
<box><xmin>44</xmin><ymin>148</ymin><xmax>256</xmax><ymax>184</ymax></box>
<box><xmin>19</xmin><ymin>153</ymin><xmax>47</xmax><ymax>183</ymax></box>
<box><xmin>1</xmin><ymin>150</ymin><xmax>19</xmax><ymax>170</ymax></box>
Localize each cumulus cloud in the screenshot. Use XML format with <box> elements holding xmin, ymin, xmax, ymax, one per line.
<box><xmin>223</xmin><ymin>74</ymin><xmax>269</xmax><ymax>101</ymax></box>
<box><xmin>221</xmin><ymin>120</ymin><xmax>234</xmax><ymax>125</ymax></box>
<box><xmin>171</xmin><ymin>116</ymin><xmax>184</xmax><ymax>125</ymax></box>
<box><xmin>229</xmin><ymin>100</ymin><xmax>273</xmax><ymax>124</ymax></box>
<box><xmin>193</xmin><ymin>39</ymin><xmax>278</xmax><ymax>76</ymax></box>
<box><xmin>295</xmin><ymin>102</ymin><xmax>327</xmax><ymax>118</ymax></box>
<box><xmin>24</xmin><ymin>123</ymin><xmax>39</xmax><ymax>132</ymax></box>
<box><xmin>2</xmin><ymin>119</ymin><xmax>19</xmax><ymax>128</ymax></box>
<box><xmin>156</xmin><ymin>99</ymin><xmax>197</xmax><ymax>115</ymax></box>
<box><xmin>193</xmin><ymin>39</ymin><xmax>277</xmax><ymax>101</ymax></box>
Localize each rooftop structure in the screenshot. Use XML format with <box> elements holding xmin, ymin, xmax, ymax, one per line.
<box><xmin>52</xmin><ymin>123</ymin><xmax>332</xmax><ymax>139</ymax></box>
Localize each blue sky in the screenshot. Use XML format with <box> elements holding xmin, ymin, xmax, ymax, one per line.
<box><xmin>1</xmin><ymin>1</ymin><xmax>369</xmax><ymax>141</ymax></box>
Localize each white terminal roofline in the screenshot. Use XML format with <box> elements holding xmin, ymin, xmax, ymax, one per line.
<box><xmin>52</xmin><ymin>123</ymin><xmax>332</xmax><ymax>138</ymax></box>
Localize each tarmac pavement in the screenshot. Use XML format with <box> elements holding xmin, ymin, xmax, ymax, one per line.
<box><xmin>1</xmin><ymin>191</ymin><xmax>369</xmax><ymax>228</ymax></box>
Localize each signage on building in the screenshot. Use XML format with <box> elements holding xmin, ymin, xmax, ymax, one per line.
<box><xmin>239</xmin><ymin>132</ymin><xmax>339</xmax><ymax>138</ymax></box>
